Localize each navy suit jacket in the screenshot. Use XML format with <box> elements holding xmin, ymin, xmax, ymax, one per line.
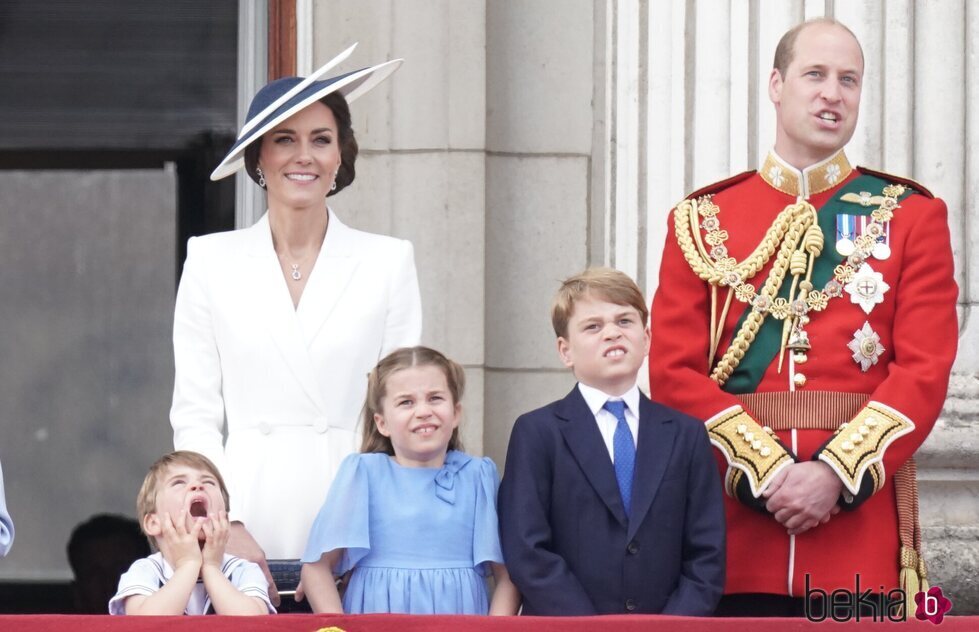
<box><xmin>498</xmin><ymin>386</ymin><xmax>725</xmax><ymax>615</ymax></box>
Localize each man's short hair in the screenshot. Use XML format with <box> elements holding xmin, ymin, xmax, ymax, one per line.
<box><xmin>551</xmin><ymin>267</ymin><xmax>649</xmax><ymax>339</ymax></box>
<box><xmin>135</xmin><ymin>451</ymin><xmax>230</xmax><ymax>533</ymax></box>
<box><xmin>773</xmin><ymin>17</ymin><xmax>864</xmax><ymax>78</ymax></box>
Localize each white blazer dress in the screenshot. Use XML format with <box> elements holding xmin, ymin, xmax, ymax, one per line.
<box><xmin>170</xmin><ymin>208</ymin><xmax>422</xmax><ymax>559</ymax></box>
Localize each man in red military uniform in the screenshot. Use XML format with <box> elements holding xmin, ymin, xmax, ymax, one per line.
<box><xmin>648</xmin><ymin>18</ymin><xmax>958</xmax><ymax>616</ymax></box>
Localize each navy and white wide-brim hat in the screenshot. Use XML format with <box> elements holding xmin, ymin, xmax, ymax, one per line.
<box><xmin>210</xmin><ymin>43</ymin><xmax>402</xmax><ymax>181</ymax></box>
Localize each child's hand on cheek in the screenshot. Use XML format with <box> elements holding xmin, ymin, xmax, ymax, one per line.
<box><xmin>159</xmin><ymin>510</ymin><xmax>204</xmax><ymax>572</ymax></box>
<box><xmin>201</xmin><ymin>510</ymin><xmax>230</xmax><ymax>570</ymax></box>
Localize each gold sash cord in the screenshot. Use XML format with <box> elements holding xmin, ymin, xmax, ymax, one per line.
<box><xmin>738</xmin><ymin>391</ymin><xmax>927</xmax><ymax>614</ymax></box>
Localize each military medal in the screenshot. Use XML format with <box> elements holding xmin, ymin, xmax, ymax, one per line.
<box><xmin>837</xmin><ymin>211</ymin><xmax>892</xmax><ymax>261</ymax></box>
<box><xmin>862</xmin><ymin>214</ymin><xmax>891</xmax><ymax>260</ymax></box>
<box><xmin>872</xmin><ymin>240</ymin><xmax>891</xmax><ymax>260</ymax></box>
<box><xmin>835</xmin><ymin>213</ymin><xmax>856</xmax><ymax>256</ymax></box>
<box><xmin>847</xmin><ymin>321</ymin><xmax>885</xmax><ymax>371</ymax></box>
<box><xmin>844</xmin><ymin>263</ymin><xmax>889</xmax><ymax>314</ymax></box>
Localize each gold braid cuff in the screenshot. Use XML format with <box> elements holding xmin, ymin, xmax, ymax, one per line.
<box><xmin>739</xmin><ymin>390</ymin><xmax>927</xmax><ymax>611</ymax></box>
<box><xmin>706</xmin><ymin>406</ymin><xmax>793</xmax><ymax>498</ymax></box>
<box><xmin>724</xmin><ymin>467</ymin><xmax>744</xmax><ymax>498</ymax></box>
<box><xmin>816</xmin><ymin>401</ymin><xmax>915</xmax><ymax>495</ymax></box>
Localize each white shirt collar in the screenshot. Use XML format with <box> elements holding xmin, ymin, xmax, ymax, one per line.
<box><xmin>578</xmin><ymin>381</ymin><xmax>641</xmax><ymax>419</ymax></box>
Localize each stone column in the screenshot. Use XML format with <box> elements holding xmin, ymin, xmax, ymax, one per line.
<box><xmin>913</xmin><ymin>0</ymin><xmax>979</xmax><ymax>612</ymax></box>
<box><xmin>482</xmin><ymin>0</ymin><xmax>600</xmax><ymax>466</ymax></box>
<box><xmin>311</xmin><ymin>0</ymin><xmax>489</xmax><ymax>452</ymax></box>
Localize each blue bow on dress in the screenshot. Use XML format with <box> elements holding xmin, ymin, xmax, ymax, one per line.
<box><xmin>434</xmin><ymin>451</ymin><xmax>472</xmax><ymax>505</ymax></box>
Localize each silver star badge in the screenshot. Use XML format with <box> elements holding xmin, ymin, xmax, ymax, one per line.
<box><xmin>844</xmin><ymin>263</ymin><xmax>889</xmax><ymax>314</ymax></box>
<box><xmin>847</xmin><ymin>321</ymin><xmax>885</xmax><ymax>371</ymax></box>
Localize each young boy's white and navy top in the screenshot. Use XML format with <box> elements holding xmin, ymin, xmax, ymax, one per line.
<box><xmin>109</xmin><ymin>552</ymin><xmax>276</xmax><ymax>615</ymax></box>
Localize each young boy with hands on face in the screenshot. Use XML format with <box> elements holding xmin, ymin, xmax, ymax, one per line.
<box><xmin>109</xmin><ymin>451</ymin><xmax>274</xmax><ymax>615</ymax></box>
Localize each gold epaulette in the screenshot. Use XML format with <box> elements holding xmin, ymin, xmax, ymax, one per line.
<box><xmin>815</xmin><ymin>401</ymin><xmax>915</xmax><ymax>495</ymax></box>
<box><xmin>857</xmin><ymin>166</ymin><xmax>934</xmax><ymax>199</ymax></box>
<box><xmin>705</xmin><ymin>405</ymin><xmax>794</xmax><ymax>497</ymax></box>
<box><xmin>682</xmin><ymin>170</ymin><xmax>756</xmax><ymax>203</ymax></box>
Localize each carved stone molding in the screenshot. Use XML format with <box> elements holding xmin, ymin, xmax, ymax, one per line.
<box><xmin>919</xmin><ymin>373</ymin><xmax>979</xmax><ymax>614</ymax></box>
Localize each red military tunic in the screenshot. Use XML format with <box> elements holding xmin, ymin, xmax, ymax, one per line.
<box><xmin>648</xmin><ymin>149</ymin><xmax>958</xmax><ymax>597</ymax></box>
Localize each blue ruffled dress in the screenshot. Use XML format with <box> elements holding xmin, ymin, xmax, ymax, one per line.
<box><xmin>301</xmin><ymin>450</ymin><xmax>504</xmax><ymax>614</ymax></box>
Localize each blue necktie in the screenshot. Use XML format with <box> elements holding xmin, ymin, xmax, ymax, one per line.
<box><xmin>603</xmin><ymin>399</ymin><xmax>635</xmax><ymax>518</ymax></box>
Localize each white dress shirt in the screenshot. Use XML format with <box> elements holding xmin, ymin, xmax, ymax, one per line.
<box><xmin>577</xmin><ymin>382</ymin><xmax>640</xmax><ymax>464</ymax></box>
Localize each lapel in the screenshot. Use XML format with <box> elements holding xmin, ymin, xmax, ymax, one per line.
<box><xmin>242</xmin><ymin>212</ymin><xmax>332</xmax><ymax>416</ymax></box>
<box><xmin>296</xmin><ymin>209</ymin><xmax>360</xmax><ymax>345</ymax></box>
<box><xmin>555</xmin><ymin>387</ymin><xmax>629</xmax><ymax>529</ymax></box>
<box><xmin>627</xmin><ymin>395</ymin><xmax>677</xmax><ymax>540</ymax></box>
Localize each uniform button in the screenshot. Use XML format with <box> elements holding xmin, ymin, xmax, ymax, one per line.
<box><xmin>627</xmin><ymin>540</ymin><xmax>640</xmax><ymax>555</ymax></box>
<box><xmin>314</xmin><ymin>416</ymin><xmax>329</xmax><ymax>433</ymax></box>
<box><xmin>625</xmin><ymin>598</ymin><xmax>637</xmax><ymax>612</ymax></box>
<box><xmin>257</xmin><ymin>422</ymin><xmax>272</xmax><ymax>435</ymax></box>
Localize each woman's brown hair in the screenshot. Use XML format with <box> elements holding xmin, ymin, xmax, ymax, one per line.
<box><xmin>244</xmin><ymin>91</ymin><xmax>358</xmax><ymax>196</ymax></box>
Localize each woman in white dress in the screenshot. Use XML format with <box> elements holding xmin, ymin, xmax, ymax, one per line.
<box><xmin>169</xmin><ymin>46</ymin><xmax>421</xmax><ymax>593</ymax></box>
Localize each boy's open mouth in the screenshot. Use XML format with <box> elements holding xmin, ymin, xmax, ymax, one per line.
<box><xmin>189</xmin><ymin>499</ymin><xmax>208</xmax><ymax>518</ymax></box>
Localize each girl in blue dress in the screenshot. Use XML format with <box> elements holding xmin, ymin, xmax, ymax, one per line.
<box><xmin>301</xmin><ymin>346</ymin><xmax>520</xmax><ymax>615</ymax></box>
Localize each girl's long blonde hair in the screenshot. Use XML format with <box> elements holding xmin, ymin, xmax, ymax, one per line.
<box><xmin>361</xmin><ymin>346</ymin><xmax>466</xmax><ymax>455</ymax></box>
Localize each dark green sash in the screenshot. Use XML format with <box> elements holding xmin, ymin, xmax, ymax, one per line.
<box><xmin>721</xmin><ymin>174</ymin><xmax>907</xmax><ymax>394</ymax></box>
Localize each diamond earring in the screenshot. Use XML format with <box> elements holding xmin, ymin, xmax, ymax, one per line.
<box><xmin>256</xmin><ymin>167</ymin><xmax>266</xmax><ymax>188</ymax></box>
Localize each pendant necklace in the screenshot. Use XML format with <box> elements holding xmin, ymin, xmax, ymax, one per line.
<box><xmin>286</xmin><ymin>250</ymin><xmax>315</xmax><ymax>282</ymax></box>
<box><xmin>274</xmin><ymin>213</ymin><xmax>328</xmax><ymax>283</ymax></box>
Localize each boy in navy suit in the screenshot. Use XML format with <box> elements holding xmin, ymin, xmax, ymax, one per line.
<box><xmin>498</xmin><ymin>267</ymin><xmax>725</xmax><ymax>615</ymax></box>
